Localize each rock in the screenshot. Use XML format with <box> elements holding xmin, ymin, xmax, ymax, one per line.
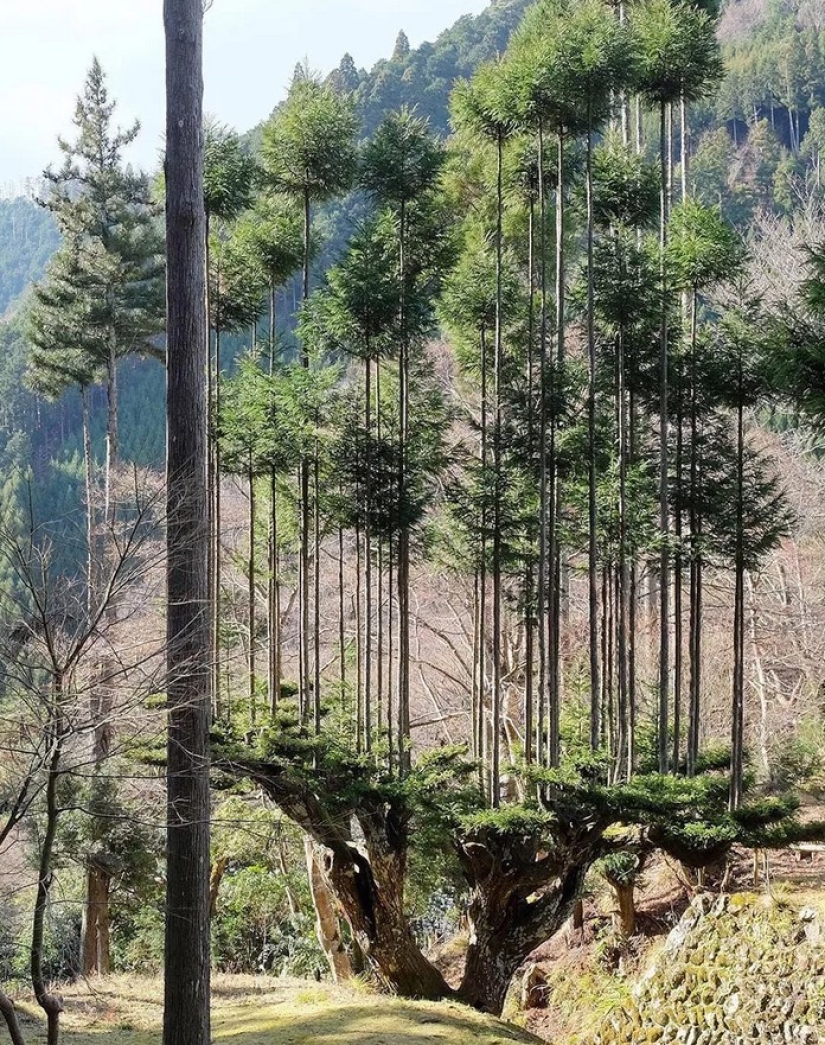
<box><xmin>590</xmin><ymin>894</ymin><xmax>825</xmax><ymax>1045</ymax></box>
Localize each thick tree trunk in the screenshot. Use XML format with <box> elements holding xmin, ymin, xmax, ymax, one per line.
<box><xmin>244</xmin><ymin>770</ymin><xmax>451</xmax><ymax>1001</ymax></box>
<box><xmin>163</xmin><ymin>4</ymin><xmax>212</xmax><ymax>1044</ymax></box>
<box><xmin>81</xmin><ymin>863</ymin><xmax>112</xmax><ymax>976</ymax></box>
<box><xmin>458</xmin><ymin>862</ymin><xmax>587</xmax><ymax>1016</ymax></box>
<box><xmin>325</xmin><ymin>838</ymin><xmax>450</xmax><ymax>998</ymax></box>
<box><xmin>305</xmin><ymin>838</ymin><xmax>353</xmax><ymax>983</ymax></box>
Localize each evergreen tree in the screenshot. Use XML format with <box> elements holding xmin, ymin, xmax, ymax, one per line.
<box><xmin>37</xmin><ymin>58</ymin><xmax>165</xmax><ymax>508</ymax></box>
<box><xmin>261</xmin><ymin>73</ymin><xmax>359</xmax><ymax>723</ymax></box>
<box><xmin>633</xmin><ymin>0</ymin><xmax>723</xmax><ymax>773</ymax></box>
<box><xmin>360</xmin><ymin>109</ymin><xmax>449</xmax><ymax>775</ymax></box>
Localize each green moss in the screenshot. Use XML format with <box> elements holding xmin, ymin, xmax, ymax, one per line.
<box><xmin>593</xmin><ymin>894</ymin><xmax>825</xmax><ymax>1045</ymax></box>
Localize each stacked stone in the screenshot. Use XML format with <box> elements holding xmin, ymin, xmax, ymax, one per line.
<box><xmin>593</xmin><ymin>893</ymin><xmax>825</xmax><ymax>1045</ymax></box>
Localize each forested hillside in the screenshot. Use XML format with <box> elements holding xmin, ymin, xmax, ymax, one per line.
<box><xmin>331</xmin><ymin>0</ymin><xmax>533</xmax><ymax>136</ymax></box>
<box><xmin>0</xmin><ymin>197</ymin><xmax>58</xmax><ymax>315</ymax></box>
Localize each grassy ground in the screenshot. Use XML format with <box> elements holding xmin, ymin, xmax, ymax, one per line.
<box><xmin>8</xmin><ymin>975</ymin><xmax>542</xmax><ymax>1045</ymax></box>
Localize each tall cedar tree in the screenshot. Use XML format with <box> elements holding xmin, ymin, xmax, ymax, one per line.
<box><xmin>163</xmin><ymin>2</ymin><xmax>211</xmax><ymax>1044</ymax></box>
<box><xmin>26</xmin><ymin>59</ymin><xmax>164</xmax><ymax>977</ymax></box>
<box><xmin>261</xmin><ymin>73</ymin><xmax>358</xmax><ymax>726</ymax></box>
<box><xmin>203</xmin><ymin>123</ymin><xmax>256</xmax><ymax>720</ymax></box>
<box><xmin>360</xmin><ymin>109</ymin><xmax>446</xmax><ymax>775</ymax></box>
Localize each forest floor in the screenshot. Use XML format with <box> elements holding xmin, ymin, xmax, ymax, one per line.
<box><xmin>9</xmin><ymin>975</ymin><xmax>541</xmax><ymax>1045</ymax></box>
<box><xmin>8</xmin><ymin>843</ymin><xmax>825</xmax><ymax>1045</ymax></box>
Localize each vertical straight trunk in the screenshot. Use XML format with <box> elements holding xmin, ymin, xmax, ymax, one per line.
<box><xmin>680</xmin><ymin>95</ymin><xmax>689</xmax><ymax>201</ymax></box>
<box><xmin>747</xmin><ymin>575</ymin><xmax>771</xmax><ymax>779</ymax></box>
<box><xmin>206</xmin><ymin>221</ymin><xmax>218</xmax><ymax>721</ymax></box>
<box><xmin>673</xmin><ymin>388</ymin><xmax>684</xmax><ymax>771</ymax></box>
<box><xmin>85</xmin><ymin>328</ymin><xmax>120</xmax><ymax>974</ymax></box>
<box><xmin>364</xmin><ymin>358</ymin><xmax>373</xmax><ymax>750</ymax></box>
<box><xmin>491</xmin><ymin>131</ymin><xmax>504</xmax><ymax>807</ymax></box>
<box><xmin>338</xmin><ymin>524</ymin><xmax>347</xmax><ymax>711</ymax></box>
<box><xmin>616</xmin><ymin>301</ymin><xmax>629</xmax><ymax>782</ymax></box>
<box><xmin>81</xmin><ymin>865</ymin><xmax>111</xmax><ymax>977</ymax></box>
<box><xmin>687</xmin><ymin>289</ymin><xmax>700</xmax><ymax>776</ymax></box>
<box><xmin>163</xmin><ymin>5</ymin><xmax>211</xmax><ymax>1042</ymax></box>
<box><xmin>268</xmin><ymin>284</ymin><xmax>279</xmax><ymax>716</ymax></box>
<box><xmin>299</xmin><ymin>189</ymin><xmax>312</xmax><ymax>722</ymax></box>
<box><xmin>657</xmin><ymin>99</ymin><xmax>671</xmax><ymax>775</ymax></box>
<box><xmin>524</xmin><ymin>196</ymin><xmax>536</xmax><ymax>766</ymax></box>
<box><xmin>82</xmin><ymin>386</ymin><xmax>94</xmax><ymax>619</ymax></box>
<box><xmin>313</xmin><ymin>451</ymin><xmax>321</xmax><ymax>734</ymax></box>
<box><xmin>549</xmin><ymin>130</ymin><xmax>566</xmax><ymax>768</ymax></box>
<box><xmin>601</xmin><ymin>568</ymin><xmax>610</xmax><ymax>757</ymax></box>
<box><xmin>248</xmin><ymin>463</ymin><xmax>256</xmax><ymax>721</ymax></box>
<box><xmin>387</xmin><ymin>537</ymin><xmax>395</xmax><ymax>772</ymax></box>
<box><xmin>479</xmin><ymin>325</ymin><xmax>489</xmax><ymax>794</ymax></box>
<box><xmin>397</xmin><ymin>199</ymin><xmax>411</xmax><ymax>776</ymax></box>
<box><xmin>356</xmin><ymin>522</ymin><xmax>364</xmax><ymax>750</ymax></box>
<box><xmin>472</xmin><ymin>568</ymin><xmax>481</xmax><ymax>762</ymax></box>
<box><xmin>269</xmin><ymin>472</ymin><xmax>280</xmax><ymax>716</ymax></box>
<box><xmin>730</xmin><ymin>369</ymin><xmax>746</xmax><ymax>811</ymax></box>
<box><xmin>376</xmin><ymin>362</ymin><xmax>384</xmax><ymax>735</ymax></box>
<box><xmin>105</xmin><ymin>322</ymin><xmax>119</xmax><ymax>525</ymax></box>
<box><xmin>536</xmin><ymin>122</ymin><xmax>549</xmax><ymax>769</ymax></box>
<box><xmin>586</xmin><ymin>118</ymin><xmax>600</xmax><ymax>752</ymax></box>
<box><xmin>628</xmin><ymin>387</ymin><xmax>638</xmax><ymax>776</ymax></box>
<box><xmin>214</xmin><ymin>325</ymin><xmax>223</xmax><ymax>717</ymax></box>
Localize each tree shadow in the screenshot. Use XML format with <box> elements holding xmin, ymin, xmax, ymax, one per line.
<box><xmin>9</xmin><ymin>990</ymin><xmax>542</xmax><ymax>1045</ymax></box>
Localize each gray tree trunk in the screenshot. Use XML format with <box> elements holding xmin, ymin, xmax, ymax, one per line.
<box><xmin>163</xmin><ymin>3</ymin><xmax>212</xmax><ymax>1044</ymax></box>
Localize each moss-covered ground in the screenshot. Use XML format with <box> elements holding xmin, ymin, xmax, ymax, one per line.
<box><xmin>8</xmin><ymin>975</ymin><xmax>542</xmax><ymax>1045</ymax></box>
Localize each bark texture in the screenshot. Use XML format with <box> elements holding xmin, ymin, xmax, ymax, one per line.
<box><xmin>221</xmin><ymin>757</ymin><xmax>453</xmax><ymax>1001</ymax></box>
<box><xmin>163</xmin><ymin>2</ymin><xmax>211</xmax><ymax>1044</ymax></box>
<box><xmin>305</xmin><ymin>838</ymin><xmax>353</xmax><ymax>983</ymax></box>
<box><xmin>455</xmin><ymin>816</ymin><xmax>607</xmax><ymax>1015</ymax></box>
<box><xmin>0</xmin><ymin>992</ymin><xmax>27</xmax><ymax>1045</ymax></box>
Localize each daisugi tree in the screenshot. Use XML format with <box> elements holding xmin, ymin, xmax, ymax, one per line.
<box><xmin>181</xmin><ymin>0</ymin><xmax>825</xmax><ymax>1017</ymax></box>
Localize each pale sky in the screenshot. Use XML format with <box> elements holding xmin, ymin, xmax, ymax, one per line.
<box><xmin>0</xmin><ymin>0</ymin><xmax>488</xmax><ymax>191</ymax></box>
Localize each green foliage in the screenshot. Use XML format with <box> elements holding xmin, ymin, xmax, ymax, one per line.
<box><xmin>599</xmin><ymin>849</ymin><xmax>641</xmax><ymax>888</ymax></box>
<box><xmin>262</xmin><ymin>74</ymin><xmax>359</xmax><ymax>206</ymax></box>
<box><xmin>632</xmin><ymin>0</ymin><xmax>723</xmax><ymax>107</ymax></box>
<box><xmin>666</xmin><ymin>198</ymin><xmax>743</xmax><ymax>291</ymax></box>
<box><xmin>204</xmin><ymin>121</ymin><xmax>256</xmax><ymax>222</ymax></box>
<box><xmin>212</xmin><ymin>860</ymin><xmax>323</xmax><ymax>977</ymax></box>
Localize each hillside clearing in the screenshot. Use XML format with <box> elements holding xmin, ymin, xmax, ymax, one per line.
<box><xmin>8</xmin><ymin>976</ymin><xmax>542</xmax><ymax>1045</ymax></box>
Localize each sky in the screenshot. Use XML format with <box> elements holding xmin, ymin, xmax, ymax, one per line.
<box><xmin>0</xmin><ymin>0</ymin><xmax>489</xmax><ymax>191</ymax></box>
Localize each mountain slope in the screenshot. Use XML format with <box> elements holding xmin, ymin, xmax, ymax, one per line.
<box><xmin>0</xmin><ymin>198</ymin><xmax>58</xmax><ymax>316</ymax></box>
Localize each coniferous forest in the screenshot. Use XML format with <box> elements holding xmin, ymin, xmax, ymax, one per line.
<box><xmin>5</xmin><ymin>0</ymin><xmax>825</xmax><ymax>1043</ymax></box>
